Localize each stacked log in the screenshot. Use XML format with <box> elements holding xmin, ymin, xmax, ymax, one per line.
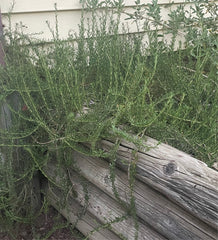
<box><xmin>45</xmin><ymin>184</ymin><xmax>121</xmax><ymax>240</ymax></box>
<box><xmin>43</xmin><ymin>134</ymin><xmax>218</xmax><ymax>240</ymax></box>
<box><xmin>44</xmin><ymin>163</ymin><xmax>165</xmax><ymax>240</ymax></box>
<box><xmin>100</xmin><ymin>137</ymin><xmax>218</xmax><ymax>229</ymax></box>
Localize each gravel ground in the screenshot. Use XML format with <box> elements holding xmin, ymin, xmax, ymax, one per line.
<box><xmin>0</xmin><ymin>207</ymin><xmax>83</xmax><ymax>240</ymax></box>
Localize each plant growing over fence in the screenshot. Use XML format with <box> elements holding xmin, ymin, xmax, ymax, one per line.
<box><xmin>0</xmin><ymin>0</ymin><xmax>217</xmax><ymax>238</ymax></box>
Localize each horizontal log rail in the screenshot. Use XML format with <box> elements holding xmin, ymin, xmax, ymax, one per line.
<box><xmin>44</xmin><ymin>183</ymin><xmax>121</xmax><ymax>240</ymax></box>
<box><xmin>71</xmin><ymin>150</ymin><xmax>218</xmax><ymax>240</ymax></box>
<box><xmin>44</xmin><ymin>164</ymin><xmax>165</xmax><ymax>240</ymax></box>
<box><xmin>98</xmin><ymin>133</ymin><xmax>218</xmax><ymax>229</ymax></box>
<box><xmin>43</xmin><ymin>131</ymin><xmax>218</xmax><ymax>239</ymax></box>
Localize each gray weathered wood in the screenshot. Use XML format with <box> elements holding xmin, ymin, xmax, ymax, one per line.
<box><xmin>0</xmin><ymin>8</ymin><xmax>5</xmax><ymax>66</ymax></box>
<box><xmin>0</xmin><ymin>8</ymin><xmax>9</xmax><ymax>154</ymax></box>
<box><xmin>0</xmin><ymin>102</ymin><xmax>12</xmax><ymax>130</ymax></box>
<box><xmin>44</xmin><ymin>183</ymin><xmax>121</xmax><ymax>240</ymax></box>
<box><xmin>71</xmin><ymin>150</ymin><xmax>217</xmax><ymax>240</ymax></box>
<box><xmin>44</xmin><ymin>163</ymin><xmax>165</xmax><ymax>240</ymax></box>
<box><xmin>99</xmin><ymin>135</ymin><xmax>218</xmax><ymax>229</ymax></box>
<box><xmin>0</xmin><ymin>10</ymin><xmax>41</xmax><ymax>211</ymax></box>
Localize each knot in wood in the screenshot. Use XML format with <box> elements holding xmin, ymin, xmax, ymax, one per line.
<box><xmin>163</xmin><ymin>162</ymin><xmax>176</xmax><ymax>175</ymax></box>
<box><xmin>104</xmin><ymin>174</ymin><xmax>110</xmax><ymax>184</ymax></box>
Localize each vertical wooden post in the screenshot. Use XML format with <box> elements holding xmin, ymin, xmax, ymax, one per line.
<box><xmin>0</xmin><ymin>9</ymin><xmax>41</xmax><ymax>213</ymax></box>
<box><xmin>0</xmin><ymin>9</ymin><xmax>10</xmax><ymax>166</ymax></box>
<box><xmin>0</xmin><ymin>9</ymin><xmax>5</xmax><ymax>66</ymax></box>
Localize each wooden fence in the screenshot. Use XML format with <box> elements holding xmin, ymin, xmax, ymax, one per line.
<box><xmin>1</xmin><ymin>2</ymin><xmax>218</xmax><ymax>239</ymax></box>
<box><xmin>43</xmin><ymin>133</ymin><xmax>218</xmax><ymax>240</ymax></box>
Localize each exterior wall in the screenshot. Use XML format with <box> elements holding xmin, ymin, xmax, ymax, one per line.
<box><xmin>1</xmin><ymin>0</ymin><xmax>190</xmax><ymax>42</ymax></box>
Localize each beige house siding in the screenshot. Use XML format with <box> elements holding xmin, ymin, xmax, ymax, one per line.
<box><xmin>1</xmin><ymin>0</ymin><xmax>188</xmax><ymax>13</ymax></box>
<box><xmin>1</xmin><ymin>0</ymin><xmax>192</xmax><ymax>42</ymax></box>
<box><xmin>2</xmin><ymin>0</ymin><xmax>216</xmax><ymax>43</ymax></box>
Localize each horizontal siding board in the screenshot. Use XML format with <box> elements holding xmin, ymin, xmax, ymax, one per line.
<box><xmin>1</xmin><ymin>1</ymin><xmax>215</xmax><ymax>41</ymax></box>
<box><xmin>1</xmin><ymin>3</ymin><xmax>190</xmax><ymax>41</ymax></box>
<box><xmin>1</xmin><ymin>0</ymin><xmax>188</xmax><ymax>14</ymax></box>
<box><xmin>2</xmin><ymin>11</ymin><xmax>83</xmax><ymax>41</ymax></box>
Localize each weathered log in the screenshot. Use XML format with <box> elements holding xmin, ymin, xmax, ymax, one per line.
<box><xmin>71</xmin><ymin>150</ymin><xmax>217</xmax><ymax>240</ymax></box>
<box><xmin>99</xmin><ymin>136</ymin><xmax>218</xmax><ymax>229</ymax></box>
<box><xmin>43</xmin><ymin>183</ymin><xmax>121</xmax><ymax>240</ymax></box>
<box><xmin>44</xmin><ymin>163</ymin><xmax>166</xmax><ymax>240</ymax></box>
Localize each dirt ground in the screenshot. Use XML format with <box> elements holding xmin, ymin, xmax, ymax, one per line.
<box><xmin>0</xmin><ymin>207</ymin><xmax>83</xmax><ymax>240</ymax></box>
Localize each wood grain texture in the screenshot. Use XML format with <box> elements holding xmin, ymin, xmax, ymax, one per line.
<box><xmin>44</xmin><ymin>163</ymin><xmax>165</xmax><ymax>240</ymax></box>
<box><xmin>70</xmin><ymin>150</ymin><xmax>217</xmax><ymax>240</ymax></box>
<box><xmin>42</xmin><ymin>132</ymin><xmax>218</xmax><ymax>239</ymax></box>
<box><xmin>99</xmin><ymin>135</ymin><xmax>218</xmax><ymax>229</ymax></box>
<box><xmin>44</xmin><ymin>183</ymin><xmax>121</xmax><ymax>240</ymax></box>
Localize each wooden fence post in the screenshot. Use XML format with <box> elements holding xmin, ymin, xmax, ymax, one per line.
<box><xmin>0</xmin><ymin>9</ymin><xmax>8</xmax><ymax>165</ymax></box>
<box><xmin>0</xmin><ymin>8</ymin><xmax>41</xmax><ymax>213</ymax></box>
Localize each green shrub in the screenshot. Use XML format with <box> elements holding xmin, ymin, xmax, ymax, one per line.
<box><xmin>0</xmin><ymin>0</ymin><xmax>217</xmax><ymax>237</ymax></box>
